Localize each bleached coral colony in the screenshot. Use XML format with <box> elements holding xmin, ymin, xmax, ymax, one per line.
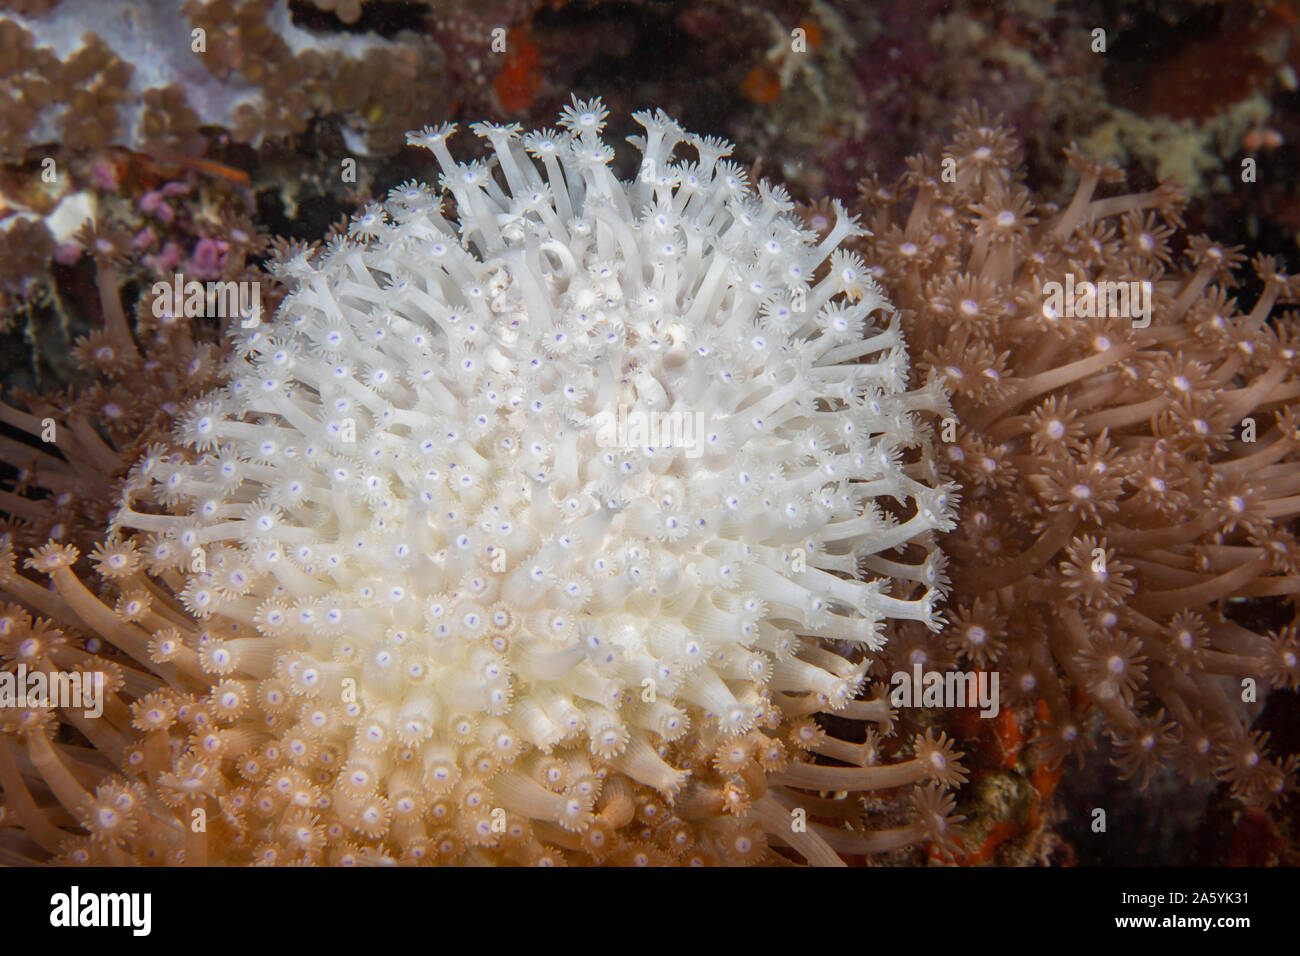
<box><xmin>3</xmin><ymin>98</ymin><xmax>963</xmax><ymax>864</ymax></box>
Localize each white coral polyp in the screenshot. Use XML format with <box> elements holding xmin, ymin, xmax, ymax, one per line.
<box><xmin>114</xmin><ymin>97</ymin><xmax>957</xmax><ymax>838</ymax></box>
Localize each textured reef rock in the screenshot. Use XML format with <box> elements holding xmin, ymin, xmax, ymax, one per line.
<box><xmin>0</xmin><ymin>0</ymin><xmax>444</xmax><ymax>157</ymax></box>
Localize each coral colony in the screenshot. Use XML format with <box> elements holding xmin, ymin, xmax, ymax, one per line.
<box><xmin>0</xmin><ymin>99</ymin><xmax>972</xmax><ymax>865</ymax></box>
<box><xmin>0</xmin><ymin>15</ymin><xmax>1297</xmax><ymax>872</ymax></box>
<box><xmin>852</xmin><ymin>109</ymin><xmax>1300</xmax><ymax>808</ymax></box>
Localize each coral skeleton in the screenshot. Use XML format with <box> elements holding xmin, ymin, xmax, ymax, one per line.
<box><xmin>0</xmin><ymin>98</ymin><xmax>964</xmax><ymax>865</ymax></box>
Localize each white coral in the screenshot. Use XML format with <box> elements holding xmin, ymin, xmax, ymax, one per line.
<box><xmin>113</xmin><ymin>97</ymin><xmax>957</xmax><ymax>838</ymax></box>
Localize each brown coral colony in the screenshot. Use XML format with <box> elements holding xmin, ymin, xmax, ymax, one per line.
<box><xmin>850</xmin><ymin>106</ymin><xmax>1300</xmax><ymax>809</ymax></box>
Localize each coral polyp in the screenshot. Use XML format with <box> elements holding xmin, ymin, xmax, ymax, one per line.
<box><xmin>0</xmin><ymin>98</ymin><xmax>965</xmax><ymax>865</ymax></box>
